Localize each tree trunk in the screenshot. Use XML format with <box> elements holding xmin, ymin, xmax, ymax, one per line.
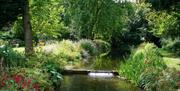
<box><xmin>23</xmin><ymin>0</ymin><xmax>33</xmax><ymax>56</ymax></box>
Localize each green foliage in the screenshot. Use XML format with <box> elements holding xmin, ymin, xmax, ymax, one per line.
<box><xmin>30</xmin><ymin>0</ymin><xmax>67</xmax><ymax>39</ymax></box>
<box><xmin>0</xmin><ymin>39</ymin><xmax>8</xmax><ymax>45</ymax></box>
<box><xmin>139</xmin><ymin>68</ymin><xmax>179</xmax><ymax>91</ymax></box>
<box><xmin>13</xmin><ymin>49</ymin><xmax>65</xmax><ymax>89</ymax></box>
<box><xmin>161</xmin><ymin>38</ymin><xmax>180</xmax><ymax>56</ymax></box>
<box><xmin>10</xmin><ymin>67</ymin><xmax>52</xmax><ymax>89</ymax></box>
<box><xmin>12</xmin><ymin>0</ymin><xmax>67</xmax><ymax>40</ymax></box>
<box><xmin>119</xmin><ymin>43</ymin><xmax>167</xmax><ymax>90</ymax></box>
<box><xmin>11</xmin><ymin>17</ymin><xmax>24</xmax><ymax>40</ymax></box>
<box><xmin>107</xmin><ymin>3</ymin><xmax>151</xmax><ymax>56</ymax></box>
<box><xmin>0</xmin><ymin>73</ymin><xmax>43</xmax><ymax>91</ymax></box>
<box><xmin>26</xmin><ymin>51</ymin><xmax>63</xmax><ymax>70</ymax></box>
<box><xmin>54</xmin><ymin>40</ymin><xmax>82</xmax><ymax>62</ymax></box>
<box><xmin>0</xmin><ymin>31</ymin><xmax>14</xmax><ymax>40</ymax></box>
<box><xmin>146</xmin><ymin>11</ymin><xmax>179</xmax><ymax>37</ymax></box>
<box><xmin>79</xmin><ymin>39</ymin><xmax>97</xmax><ymax>56</ymax></box>
<box><xmin>93</xmin><ymin>57</ymin><xmax>115</xmax><ymax>70</ymax></box>
<box><xmin>64</xmin><ymin>0</ymin><xmax>133</xmax><ymax>40</ymax></box>
<box><xmin>1</xmin><ymin>0</ymin><xmax>180</xmax><ymax>90</ymax></box>
<box><xmin>0</xmin><ymin>45</ymin><xmax>25</xmax><ymax>67</ymax></box>
<box><xmin>93</xmin><ymin>40</ymin><xmax>111</xmax><ymax>56</ymax></box>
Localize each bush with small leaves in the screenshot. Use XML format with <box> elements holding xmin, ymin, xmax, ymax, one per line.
<box><xmin>79</xmin><ymin>39</ymin><xmax>97</xmax><ymax>56</ymax></box>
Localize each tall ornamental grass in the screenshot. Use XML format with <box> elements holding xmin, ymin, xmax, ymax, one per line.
<box><xmin>119</xmin><ymin>43</ymin><xmax>167</xmax><ymax>90</ymax></box>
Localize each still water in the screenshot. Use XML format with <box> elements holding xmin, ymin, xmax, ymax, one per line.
<box><xmin>59</xmin><ymin>75</ymin><xmax>141</xmax><ymax>91</ymax></box>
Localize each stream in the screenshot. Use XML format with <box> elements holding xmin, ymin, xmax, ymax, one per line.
<box><xmin>59</xmin><ymin>74</ymin><xmax>142</xmax><ymax>91</ymax></box>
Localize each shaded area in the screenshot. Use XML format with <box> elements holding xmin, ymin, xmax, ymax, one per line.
<box><xmin>0</xmin><ymin>0</ymin><xmax>23</xmax><ymax>29</ymax></box>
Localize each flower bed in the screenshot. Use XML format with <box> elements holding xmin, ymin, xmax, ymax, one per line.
<box><xmin>0</xmin><ymin>73</ymin><xmax>41</xmax><ymax>91</ymax></box>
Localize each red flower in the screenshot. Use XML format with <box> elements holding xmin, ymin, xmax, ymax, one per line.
<box><xmin>34</xmin><ymin>83</ymin><xmax>39</xmax><ymax>91</ymax></box>
<box><xmin>22</xmin><ymin>80</ymin><xmax>27</xmax><ymax>89</ymax></box>
<box><xmin>1</xmin><ymin>79</ymin><xmax>6</xmax><ymax>87</ymax></box>
<box><xmin>0</xmin><ymin>74</ymin><xmax>8</xmax><ymax>87</ymax></box>
<box><xmin>13</xmin><ymin>75</ymin><xmax>23</xmax><ymax>85</ymax></box>
<box><xmin>27</xmin><ymin>79</ymin><xmax>32</xmax><ymax>86</ymax></box>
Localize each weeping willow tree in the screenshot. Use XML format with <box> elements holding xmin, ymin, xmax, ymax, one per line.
<box><xmin>63</xmin><ymin>0</ymin><xmax>135</xmax><ymax>41</ymax></box>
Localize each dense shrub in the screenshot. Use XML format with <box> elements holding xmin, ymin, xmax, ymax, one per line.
<box><xmin>0</xmin><ymin>31</ymin><xmax>13</xmax><ymax>40</ymax></box>
<box><xmin>55</xmin><ymin>40</ymin><xmax>82</xmax><ymax>62</ymax></box>
<box><xmin>160</xmin><ymin>73</ymin><xmax>180</xmax><ymax>90</ymax></box>
<box><xmin>79</xmin><ymin>39</ymin><xmax>97</xmax><ymax>56</ymax></box>
<box><xmin>0</xmin><ymin>39</ymin><xmax>8</xmax><ymax>45</ymax></box>
<box><xmin>10</xmin><ymin>67</ymin><xmax>53</xmax><ymax>90</ymax></box>
<box><xmin>93</xmin><ymin>39</ymin><xmax>111</xmax><ymax>56</ymax></box>
<box><xmin>161</xmin><ymin>38</ymin><xmax>180</xmax><ymax>56</ymax></box>
<box><xmin>139</xmin><ymin>68</ymin><xmax>180</xmax><ymax>91</ymax></box>
<box><xmin>146</xmin><ymin>11</ymin><xmax>179</xmax><ymax>37</ymax></box>
<box><xmin>13</xmin><ymin>49</ymin><xmax>64</xmax><ymax>90</ymax></box>
<box><xmin>11</xmin><ymin>17</ymin><xmax>24</xmax><ymax>40</ymax></box>
<box><xmin>44</xmin><ymin>40</ymin><xmax>82</xmax><ymax>63</ymax></box>
<box><xmin>44</xmin><ymin>39</ymin><xmax>110</xmax><ymax>63</ymax></box>
<box><xmin>0</xmin><ymin>73</ymin><xmax>42</xmax><ymax>91</ymax></box>
<box><xmin>119</xmin><ymin>43</ymin><xmax>167</xmax><ymax>90</ymax></box>
<box><xmin>0</xmin><ymin>45</ymin><xmax>25</xmax><ymax>67</ymax></box>
<box><xmin>0</xmin><ymin>46</ymin><xmax>58</xmax><ymax>90</ymax></box>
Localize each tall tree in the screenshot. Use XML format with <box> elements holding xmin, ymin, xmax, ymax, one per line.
<box><xmin>13</xmin><ymin>0</ymin><xmax>66</xmax><ymax>42</ymax></box>
<box><xmin>63</xmin><ymin>0</ymin><xmax>133</xmax><ymax>41</ymax></box>
<box><xmin>63</xmin><ymin>0</ymin><xmax>138</xmax><ymax>56</ymax></box>
<box><xmin>23</xmin><ymin>0</ymin><xmax>33</xmax><ymax>55</ymax></box>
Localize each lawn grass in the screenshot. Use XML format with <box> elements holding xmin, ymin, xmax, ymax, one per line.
<box><xmin>160</xmin><ymin>49</ymin><xmax>180</xmax><ymax>70</ymax></box>
<box><xmin>13</xmin><ymin>47</ymin><xmax>25</xmax><ymax>53</ymax></box>
<box><xmin>164</xmin><ymin>57</ymin><xmax>180</xmax><ymax>71</ymax></box>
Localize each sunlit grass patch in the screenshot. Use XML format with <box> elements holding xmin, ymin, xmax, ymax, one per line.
<box><xmin>13</xmin><ymin>47</ymin><xmax>25</xmax><ymax>53</ymax></box>
<box><xmin>164</xmin><ymin>57</ymin><xmax>180</xmax><ymax>71</ymax></box>
<box><xmin>13</xmin><ymin>47</ymin><xmax>45</xmax><ymax>53</ymax></box>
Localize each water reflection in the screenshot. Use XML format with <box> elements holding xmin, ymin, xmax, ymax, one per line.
<box><xmin>59</xmin><ymin>75</ymin><xmax>141</xmax><ymax>91</ymax></box>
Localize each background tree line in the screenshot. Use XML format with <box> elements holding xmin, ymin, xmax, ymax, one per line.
<box><xmin>0</xmin><ymin>0</ymin><xmax>179</xmax><ymax>56</ymax></box>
